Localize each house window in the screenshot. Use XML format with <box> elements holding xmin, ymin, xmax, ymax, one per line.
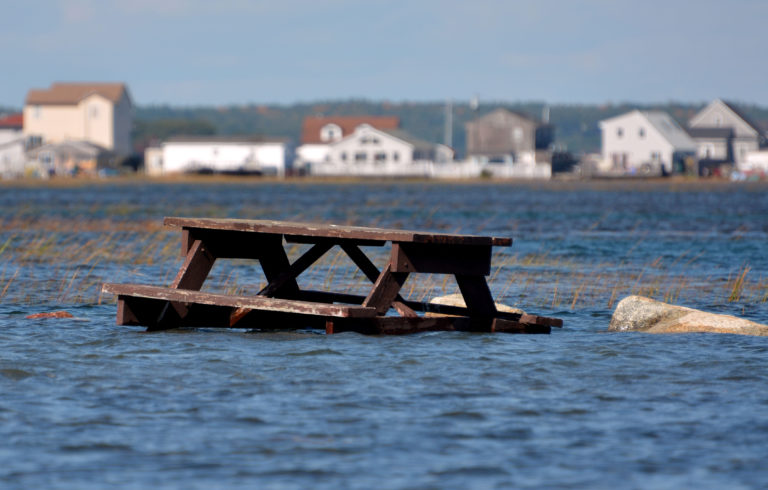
<box><xmin>33</xmin><ymin>106</ymin><xmax>41</xmax><ymax>118</ymax></box>
<box><xmin>714</xmin><ymin>115</ymin><xmax>722</xmax><ymax>127</ymax></box>
<box><xmin>639</xmin><ymin>128</ymin><xmax>645</xmax><ymax>138</ymax></box>
<box><xmin>374</xmin><ymin>152</ymin><xmax>387</xmax><ymax>163</ymax></box>
<box><xmin>90</xmin><ymin>106</ymin><xmax>99</xmax><ymax>118</ymax></box>
<box><xmin>617</xmin><ymin>127</ymin><xmax>623</xmax><ymax>138</ymax></box>
<box><xmin>360</xmin><ymin>135</ymin><xmax>380</xmax><ymax>145</ymax></box>
<box><xmin>513</xmin><ymin>127</ymin><xmax>523</xmax><ymax>142</ymax></box>
<box><xmin>320</xmin><ymin>124</ymin><xmax>342</xmax><ymax>142</ymax></box>
<box><xmin>651</xmin><ymin>152</ymin><xmax>661</xmax><ymax>161</ymax></box>
<box><xmin>393</xmin><ymin>152</ymin><xmax>400</xmax><ymax>162</ymax></box>
<box><xmin>340</xmin><ymin>152</ymin><xmax>347</xmax><ymax>161</ymax></box>
<box><xmin>355</xmin><ymin>152</ymin><xmax>367</xmax><ymax>162</ymax></box>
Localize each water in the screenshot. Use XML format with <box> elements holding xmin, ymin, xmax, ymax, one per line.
<box><xmin>1</xmin><ymin>180</ymin><xmax>767</xmax><ymax>488</ymax></box>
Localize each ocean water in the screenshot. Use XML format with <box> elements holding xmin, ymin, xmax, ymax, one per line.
<box><xmin>1</xmin><ymin>180</ymin><xmax>767</xmax><ymax>488</ymax></box>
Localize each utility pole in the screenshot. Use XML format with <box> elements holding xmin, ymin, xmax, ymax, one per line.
<box><xmin>444</xmin><ymin>99</ymin><xmax>453</xmax><ymax>148</ymax></box>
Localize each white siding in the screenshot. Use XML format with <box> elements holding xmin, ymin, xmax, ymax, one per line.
<box><xmin>161</xmin><ymin>141</ymin><xmax>287</xmax><ymax>175</ymax></box>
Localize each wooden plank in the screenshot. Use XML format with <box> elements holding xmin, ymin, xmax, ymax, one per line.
<box><xmin>171</xmin><ymin>239</ymin><xmax>216</xmax><ymax>290</ymax></box>
<box><xmin>390</xmin><ymin>242</ymin><xmax>492</xmax><ymax>275</ymax></box>
<box><xmin>362</xmin><ymin>268</ymin><xmax>409</xmax><ymax>315</ymax></box>
<box><xmin>492</xmin><ymin>318</ymin><xmax>551</xmax><ymax>334</ymax></box>
<box><xmin>258</xmin><ymin>242</ymin><xmax>333</xmax><ymax>297</ymax></box>
<box><xmin>340</xmin><ymin>244</ymin><xmax>417</xmax><ymax>317</ymax></box>
<box><xmin>297</xmin><ymin>289</ymin><xmax>563</xmax><ymax>328</ymax></box>
<box><xmin>327</xmin><ymin>315</ymin><xmax>551</xmax><ymax>335</ymax></box>
<box><xmin>102</xmin><ymin>283</ymin><xmax>377</xmax><ymax>318</ymax></box>
<box><xmin>164</xmin><ymin>217</ymin><xmax>510</xmax><ymax>246</ymax></box>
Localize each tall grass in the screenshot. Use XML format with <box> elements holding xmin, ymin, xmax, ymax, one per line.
<box><xmin>0</xmin><ymin>216</ymin><xmax>766</xmax><ymax>311</ymax></box>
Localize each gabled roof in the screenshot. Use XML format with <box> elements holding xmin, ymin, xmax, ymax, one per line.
<box><xmin>643</xmin><ymin>111</ymin><xmax>696</xmax><ymax>150</ymax></box>
<box><xmin>301</xmin><ymin>116</ymin><xmax>399</xmax><ymax>144</ymax></box>
<box><xmin>718</xmin><ymin>99</ymin><xmax>765</xmax><ymax>134</ymax></box>
<box><xmin>468</xmin><ymin>108</ymin><xmax>540</xmax><ymax>126</ymax></box>
<box><xmin>600</xmin><ymin>110</ymin><xmax>696</xmax><ymax>150</ymax></box>
<box><xmin>25</xmin><ymin>82</ymin><xmax>129</xmax><ymax>105</ymax></box>
<box><xmin>381</xmin><ymin>129</ymin><xmax>436</xmax><ymax>152</ymax></box>
<box><xmin>0</xmin><ymin>113</ymin><xmax>23</xmax><ymax>129</ymax></box>
<box><xmin>27</xmin><ymin>139</ymin><xmax>112</xmax><ymax>158</ymax></box>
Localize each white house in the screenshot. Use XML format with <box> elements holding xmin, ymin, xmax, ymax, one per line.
<box><xmin>311</xmin><ymin>124</ymin><xmax>453</xmax><ymax>177</ymax></box>
<box><xmin>599</xmin><ymin>110</ymin><xmax>697</xmax><ymax>175</ymax></box>
<box><xmin>295</xmin><ymin>116</ymin><xmax>400</xmax><ymax>172</ymax></box>
<box><xmin>0</xmin><ymin>114</ymin><xmax>27</xmax><ymax>178</ymax></box>
<box><xmin>23</xmin><ymin>82</ymin><xmax>133</xmax><ymax>156</ymax></box>
<box><xmin>146</xmin><ymin>136</ymin><xmax>291</xmax><ymax>176</ymax></box>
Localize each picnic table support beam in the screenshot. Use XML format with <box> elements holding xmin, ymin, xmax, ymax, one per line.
<box><xmin>258</xmin><ymin>242</ymin><xmax>333</xmax><ymax>297</ymax></box>
<box><xmin>361</xmin><ymin>266</ymin><xmax>409</xmax><ymax>316</ymax></box>
<box><xmin>455</xmin><ymin>274</ymin><xmax>498</xmax><ymax>331</ymax></box>
<box><xmin>341</xmin><ymin>244</ymin><xmax>417</xmax><ymax>317</ymax></box>
<box><xmin>257</xmin><ymin>235</ymin><xmax>300</xmax><ymax>298</ymax></box>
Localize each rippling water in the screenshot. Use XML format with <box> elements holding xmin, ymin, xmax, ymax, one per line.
<box><xmin>1</xmin><ymin>180</ymin><xmax>767</xmax><ymax>488</ymax></box>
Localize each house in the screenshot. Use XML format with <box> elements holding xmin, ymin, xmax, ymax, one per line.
<box><xmin>26</xmin><ymin>140</ymin><xmax>116</xmax><ymax>177</ymax></box>
<box><xmin>295</xmin><ymin>116</ymin><xmax>400</xmax><ymax>171</ymax></box>
<box><xmin>23</xmin><ymin>82</ymin><xmax>133</xmax><ymax>155</ymax></box>
<box><xmin>599</xmin><ymin>110</ymin><xmax>696</xmax><ymax>175</ymax></box>
<box><xmin>465</xmin><ymin>108</ymin><xmax>554</xmax><ymax>165</ymax></box>
<box><xmin>0</xmin><ymin>113</ymin><xmax>27</xmax><ymax>178</ymax></box>
<box><xmin>310</xmin><ymin>124</ymin><xmax>453</xmax><ymax>177</ymax></box>
<box><xmin>146</xmin><ymin>136</ymin><xmax>292</xmax><ymax>176</ymax></box>
<box><xmin>688</xmin><ymin>99</ymin><xmax>766</xmax><ymax>168</ymax></box>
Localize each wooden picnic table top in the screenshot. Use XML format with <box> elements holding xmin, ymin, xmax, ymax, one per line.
<box><xmin>164</xmin><ymin>217</ymin><xmax>512</xmax><ymax>247</ymax></box>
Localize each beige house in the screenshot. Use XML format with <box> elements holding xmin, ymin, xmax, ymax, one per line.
<box><xmin>23</xmin><ymin>82</ymin><xmax>133</xmax><ymax>156</ymax></box>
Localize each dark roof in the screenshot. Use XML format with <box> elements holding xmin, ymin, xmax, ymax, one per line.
<box><xmin>26</xmin><ymin>83</ymin><xmax>129</xmax><ymax>105</ymax></box>
<box><xmin>381</xmin><ymin>129</ymin><xmax>436</xmax><ymax>151</ymax></box>
<box><xmin>721</xmin><ymin>100</ymin><xmax>765</xmax><ymax>134</ymax></box>
<box><xmin>164</xmin><ymin>135</ymin><xmax>287</xmax><ymax>144</ymax></box>
<box><xmin>301</xmin><ymin>116</ymin><xmax>399</xmax><ymax>144</ymax></box>
<box><xmin>0</xmin><ymin>113</ymin><xmax>23</xmax><ymax>129</ymax></box>
<box><xmin>688</xmin><ymin>127</ymin><xmax>733</xmax><ymax>139</ymax></box>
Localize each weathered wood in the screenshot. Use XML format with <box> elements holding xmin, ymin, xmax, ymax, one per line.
<box><xmin>390</xmin><ymin>242</ymin><xmax>492</xmax><ymax>275</ymax></box>
<box><xmin>362</xmin><ymin>267</ymin><xmax>409</xmax><ymax>315</ymax></box>
<box><xmin>258</xmin><ymin>242</ymin><xmax>333</xmax><ymax>297</ymax></box>
<box><xmin>454</xmin><ymin>274</ymin><xmax>498</xmax><ymax>317</ymax></box>
<box><xmin>340</xmin><ymin>244</ymin><xmax>416</xmax><ymax>317</ymax></box>
<box><xmin>256</xmin><ymin>234</ymin><xmax>300</xmax><ymax>298</ymax></box>
<box><xmin>297</xmin><ymin>289</ymin><xmax>562</xmax><ymax>328</ymax></box>
<box><xmin>102</xmin><ymin>284</ymin><xmax>377</xmax><ymax>319</ymax></box>
<box><xmin>165</xmin><ymin>217</ymin><xmax>511</xmax><ymax>246</ymax></box>
<box><xmin>171</xmin><ymin>239</ymin><xmax>216</xmax><ymax>290</ymax></box>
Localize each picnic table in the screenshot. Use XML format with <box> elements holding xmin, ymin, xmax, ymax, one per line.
<box><xmin>102</xmin><ymin>218</ymin><xmax>562</xmax><ymax>335</ymax></box>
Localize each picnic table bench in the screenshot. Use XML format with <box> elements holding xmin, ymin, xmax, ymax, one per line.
<box><xmin>102</xmin><ymin>218</ymin><xmax>562</xmax><ymax>335</ymax></box>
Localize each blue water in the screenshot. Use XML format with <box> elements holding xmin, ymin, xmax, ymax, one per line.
<box><xmin>1</xmin><ymin>181</ymin><xmax>767</xmax><ymax>488</ymax></box>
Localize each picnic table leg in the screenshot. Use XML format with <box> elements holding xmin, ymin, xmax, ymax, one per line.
<box><xmin>455</xmin><ymin>274</ymin><xmax>498</xmax><ymax>331</ymax></box>
<box><xmin>151</xmin><ymin>239</ymin><xmax>216</xmax><ymax>331</ymax></box>
<box><xmin>257</xmin><ymin>235</ymin><xmax>300</xmax><ymax>298</ymax></box>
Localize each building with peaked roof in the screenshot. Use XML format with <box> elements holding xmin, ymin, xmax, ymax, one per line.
<box><xmin>310</xmin><ymin>124</ymin><xmax>453</xmax><ymax>177</ymax></box>
<box><xmin>599</xmin><ymin>110</ymin><xmax>696</xmax><ymax>175</ymax></box>
<box><xmin>0</xmin><ymin>114</ymin><xmax>26</xmax><ymax>178</ymax></box>
<box><xmin>26</xmin><ymin>140</ymin><xmax>116</xmax><ymax>177</ymax></box>
<box><xmin>688</xmin><ymin>99</ymin><xmax>766</xmax><ymax>167</ymax></box>
<box><xmin>296</xmin><ymin>116</ymin><xmax>400</xmax><ymax>170</ymax></box>
<box><xmin>23</xmin><ymin>82</ymin><xmax>133</xmax><ymax>155</ymax></box>
<box><xmin>465</xmin><ymin>108</ymin><xmax>553</xmax><ymax>164</ymax></box>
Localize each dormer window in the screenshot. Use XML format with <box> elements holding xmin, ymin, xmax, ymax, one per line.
<box><xmin>639</xmin><ymin>128</ymin><xmax>645</xmax><ymax>138</ymax></box>
<box><xmin>320</xmin><ymin>123</ymin><xmax>342</xmax><ymax>142</ymax></box>
<box><xmin>617</xmin><ymin>127</ymin><xmax>623</xmax><ymax>138</ymax></box>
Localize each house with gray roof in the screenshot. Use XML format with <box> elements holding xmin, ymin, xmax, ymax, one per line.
<box><xmin>599</xmin><ymin>110</ymin><xmax>697</xmax><ymax>175</ymax></box>
<box><xmin>688</xmin><ymin>99</ymin><xmax>767</xmax><ymax>167</ymax></box>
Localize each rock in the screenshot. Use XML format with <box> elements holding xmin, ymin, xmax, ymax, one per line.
<box><xmin>429</xmin><ymin>293</ymin><xmax>524</xmax><ymax>315</ymax></box>
<box><xmin>26</xmin><ymin>311</ymin><xmax>74</xmax><ymax>320</ymax></box>
<box><xmin>609</xmin><ymin>295</ymin><xmax>768</xmax><ymax>336</ymax></box>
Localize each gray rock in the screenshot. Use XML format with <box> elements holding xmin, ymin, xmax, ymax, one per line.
<box><xmin>609</xmin><ymin>295</ymin><xmax>768</xmax><ymax>336</ymax></box>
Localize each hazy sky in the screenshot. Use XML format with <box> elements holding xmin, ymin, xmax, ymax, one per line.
<box><xmin>2</xmin><ymin>0</ymin><xmax>766</xmax><ymax>107</ymax></box>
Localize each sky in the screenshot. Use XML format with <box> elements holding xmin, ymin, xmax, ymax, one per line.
<box><xmin>2</xmin><ymin>0</ymin><xmax>767</xmax><ymax>108</ymax></box>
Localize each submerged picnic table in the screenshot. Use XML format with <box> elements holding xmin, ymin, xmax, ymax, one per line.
<box><xmin>102</xmin><ymin>218</ymin><xmax>562</xmax><ymax>335</ymax></box>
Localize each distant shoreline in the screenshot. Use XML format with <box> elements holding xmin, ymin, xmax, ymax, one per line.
<box><xmin>2</xmin><ymin>174</ymin><xmax>767</xmax><ymax>190</ymax></box>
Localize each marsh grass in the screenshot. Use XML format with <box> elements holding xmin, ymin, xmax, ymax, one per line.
<box><xmin>0</xmin><ymin>216</ymin><xmax>766</xmax><ymax>311</ymax></box>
